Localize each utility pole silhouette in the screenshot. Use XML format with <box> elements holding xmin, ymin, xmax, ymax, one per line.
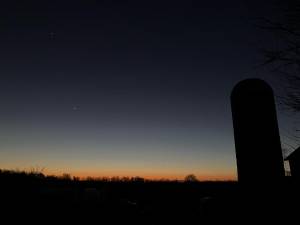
<box><xmin>231</xmin><ymin>79</ymin><xmax>285</xmax><ymax>186</ymax></box>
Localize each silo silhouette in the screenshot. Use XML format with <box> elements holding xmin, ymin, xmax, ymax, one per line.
<box><xmin>231</xmin><ymin>79</ymin><xmax>285</xmax><ymax>184</ymax></box>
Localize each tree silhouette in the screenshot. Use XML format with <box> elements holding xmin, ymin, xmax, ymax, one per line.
<box><xmin>184</xmin><ymin>174</ymin><xmax>198</xmax><ymax>182</ymax></box>
<box><xmin>258</xmin><ymin>0</ymin><xmax>300</xmax><ymax>148</ymax></box>
<box><xmin>259</xmin><ymin>0</ymin><xmax>300</xmax><ymax>114</ymax></box>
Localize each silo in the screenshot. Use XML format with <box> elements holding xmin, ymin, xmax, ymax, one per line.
<box><xmin>231</xmin><ymin>79</ymin><xmax>285</xmax><ymax>184</ymax></box>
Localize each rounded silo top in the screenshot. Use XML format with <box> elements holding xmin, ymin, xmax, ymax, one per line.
<box><xmin>231</xmin><ymin>78</ymin><xmax>273</xmax><ymax>99</ymax></box>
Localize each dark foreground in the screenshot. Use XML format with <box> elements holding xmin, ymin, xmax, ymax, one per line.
<box><xmin>0</xmin><ymin>171</ymin><xmax>299</xmax><ymax>224</ymax></box>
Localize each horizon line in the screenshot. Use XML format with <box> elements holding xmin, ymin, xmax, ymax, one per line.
<box><xmin>0</xmin><ymin>167</ymin><xmax>237</xmax><ymax>181</ymax></box>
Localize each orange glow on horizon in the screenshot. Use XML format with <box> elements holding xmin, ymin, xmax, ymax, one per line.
<box><xmin>44</xmin><ymin>170</ymin><xmax>237</xmax><ymax>181</ymax></box>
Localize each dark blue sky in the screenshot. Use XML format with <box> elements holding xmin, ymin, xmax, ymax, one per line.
<box><xmin>0</xmin><ymin>0</ymin><xmax>295</xmax><ymax>179</ymax></box>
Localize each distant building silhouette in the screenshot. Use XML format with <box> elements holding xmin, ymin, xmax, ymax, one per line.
<box><xmin>231</xmin><ymin>79</ymin><xmax>285</xmax><ymax>185</ymax></box>
<box><xmin>285</xmin><ymin>146</ymin><xmax>300</xmax><ymax>179</ymax></box>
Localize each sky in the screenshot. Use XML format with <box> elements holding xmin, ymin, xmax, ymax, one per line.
<box><xmin>0</xmin><ymin>0</ymin><xmax>297</xmax><ymax>180</ymax></box>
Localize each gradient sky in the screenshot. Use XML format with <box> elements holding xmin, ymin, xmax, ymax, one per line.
<box><xmin>0</xmin><ymin>0</ymin><xmax>297</xmax><ymax>180</ymax></box>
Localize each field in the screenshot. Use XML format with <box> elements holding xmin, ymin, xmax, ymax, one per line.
<box><xmin>0</xmin><ymin>169</ymin><xmax>298</xmax><ymax>224</ymax></box>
